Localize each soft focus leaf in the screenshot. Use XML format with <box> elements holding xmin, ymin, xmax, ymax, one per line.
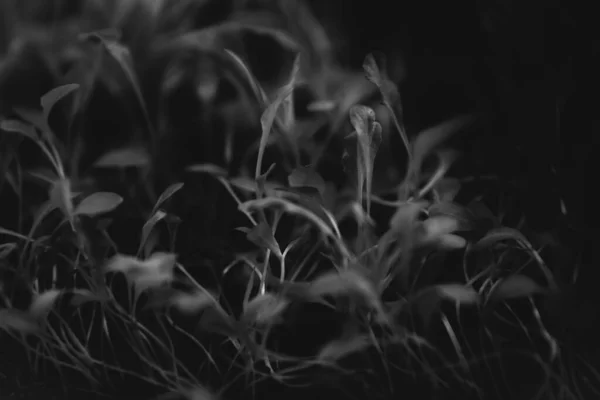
<box><xmin>488</xmin><ymin>275</ymin><xmax>545</xmax><ymax>302</ymax></box>
<box><xmin>94</xmin><ymin>146</ymin><xmax>150</xmax><ymax>168</ymax></box>
<box><xmin>243</xmin><ymin>292</ymin><xmax>289</xmax><ymax>325</ymax></box>
<box><xmin>29</xmin><ymin>289</ymin><xmax>62</xmax><ymax>320</ymax></box>
<box><xmin>0</xmin><ymin>119</ymin><xmax>38</xmax><ymax>140</ymax></box>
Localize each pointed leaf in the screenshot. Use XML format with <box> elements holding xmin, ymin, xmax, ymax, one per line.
<box><xmin>154</xmin><ymin>182</ymin><xmax>184</xmax><ymax>210</ymax></box>
<box><xmin>140</xmin><ymin>210</ymin><xmax>167</xmax><ymax>254</ymax></box>
<box><xmin>41</xmin><ymin>84</ymin><xmax>80</xmax><ymax>122</ymax></box>
<box><xmin>256</xmin><ymin>55</ymin><xmax>301</xmax><ymax>178</ymax></box>
<box><xmin>489</xmin><ymin>275</ymin><xmax>545</xmax><ymax>302</ymax></box>
<box><xmin>74</xmin><ymin>192</ymin><xmax>123</xmax><ymax>217</ymax></box>
<box><xmin>246</xmin><ymin>221</ymin><xmax>282</xmax><ymax>258</ymax></box>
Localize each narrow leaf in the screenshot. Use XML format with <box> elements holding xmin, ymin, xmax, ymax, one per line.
<box><xmin>243</xmin><ymin>292</ymin><xmax>289</xmax><ymax>325</ymax></box>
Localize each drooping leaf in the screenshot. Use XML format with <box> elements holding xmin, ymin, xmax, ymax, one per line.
<box><xmin>0</xmin><ymin>119</ymin><xmax>38</xmax><ymax>141</ymax></box>
<box><xmin>243</xmin><ymin>292</ymin><xmax>289</xmax><ymax>325</ymax></box>
<box><xmin>74</xmin><ymin>192</ymin><xmax>123</xmax><ymax>217</ymax></box>
<box><xmin>246</xmin><ymin>221</ymin><xmax>282</xmax><ymax>258</ymax></box>
<box><xmin>488</xmin><ymin>275</ymin><xmax>545</xmax><ymax>302</ymax></box>
<box><xmin>94</xmin><ymin>146</ymin><xmax>150</xmax><ymax>168</ymax></box>
<box><xmin>473</xmin><ymin>227</ymin><xmax>530</xmax><ymax>251</ymax></box>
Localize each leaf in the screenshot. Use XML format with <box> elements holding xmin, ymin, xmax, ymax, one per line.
<box><xmin>94</xmin><ymin>146</ymin><xmax>150</xmax><ymax>168</ymax></box>
<box><xmin>104</xmin><ymin>252</ymin><xmax>177</xmax><ymax>293</ymax></box>
<box><xmin>139</xmin><ymin>210</ymin><xmax>167</xmax><ymax>255</ymax></box>
<box><xmin>243</xmin><ymin>292</ymin><xmax>289</xmax><ymax>325</ymax></box>
<box><xmin>186</xmin><ymin>164</ymin><xmax>228</xmax><ymax>177</ymax></box>
<box><xmin>362</xmin><ymin>52</ymin><xmax>399</xmax><ymax>106</ymax></box>
<box><xmin>389</xmin><ymin>201</ymin><xmax>428</xmax><ymax>233</ymax></box>
<box><xmin>409</xmin><ymin>115</ymin><xmax>473</xmax><ymax>180</ymax></box>
<box><xmin>288</xmin><ymin>166</ymin><xmax>326</xmax><ymax>196</ymax></box>
<box><xmin>169</xmin><ymin>290</ymin><xmax>217</xmax><ymax>315</ymax></box>
<box><xmin>154</xmin><ymin>182</ymin><xmax>184</xmax><ymax>211</ymax></box>
<box><xmin>74</xmin><ymin>192</ymin><xmax>123</xmax><ymax>217</ymax></box>
<box><xmin>488</xmin><ymin>275</ymin><xmax>545</xmax><ymax>302</ymax></box>
<box><xmin>421</xmin><ymin>216</ymin><xmax>461</xmax><ymax>241</ymax></box>
<box><xmin>433</xmin><ymin>177</ymin><xmax>461</xmax><ymax>203</ymax></box>
<box><xmin>0</xmin><ymin>309</ymin><xmax>40</xmax><ymax>334</ymax></box>
<box><xmin>308</xmin><ymin>269</ymin><xmax>384</xmax><ymax>319</ymax></box>
<box><xmin>473</xmin><ymin>227</ymin><xmax>530</xmax><ymax>251</ymax></box>
<box><xmin>69</xmin><ymin>289</ymin><xmax>107</xmax><ymax>307</ymax></box>
<box><xmin>317</xmin><ymin>334</ymin><xmax>370</xmax><ymax>362</ymax></box>
<box><xmin>246</xmin><ymin>221</ymin><xmax>282</xmax><ymax>258</ymax></box>
<box><xmin>436</xmin><ymin>283</ymin><xmax>480</xmax><ymax>305</ymax></box>
<box><xmin>50</xmin><ymin>178</ymin><xmax>73</xmax><ymax>219</ymax></box>
<box><xmin>428</xmin><ymin>202</ymin><xmax>472</xmax><ymax>231</ymax></box>
<box><xmin>29</xmin><ymin>289</ymin><xmax>62</xmax><ymax>320</ymax></box>
<box><xmin>344</xmin><ymin>105</ymin><xmax>382</xmax><ymax>214</ymax></box>
<box><xmin>256</xmin><ymin>54</ymin><xmax>301</xmax><ymax>178</ymax></box>
<box><xmin>0</xmin><ymin>119</ymin><xmax>38</xmax><ymax>140</ymax></box>
<box><xmin>40</xmin><ymin>84</ymin><xmax>80</xmax><ymax>122</ymax></box>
